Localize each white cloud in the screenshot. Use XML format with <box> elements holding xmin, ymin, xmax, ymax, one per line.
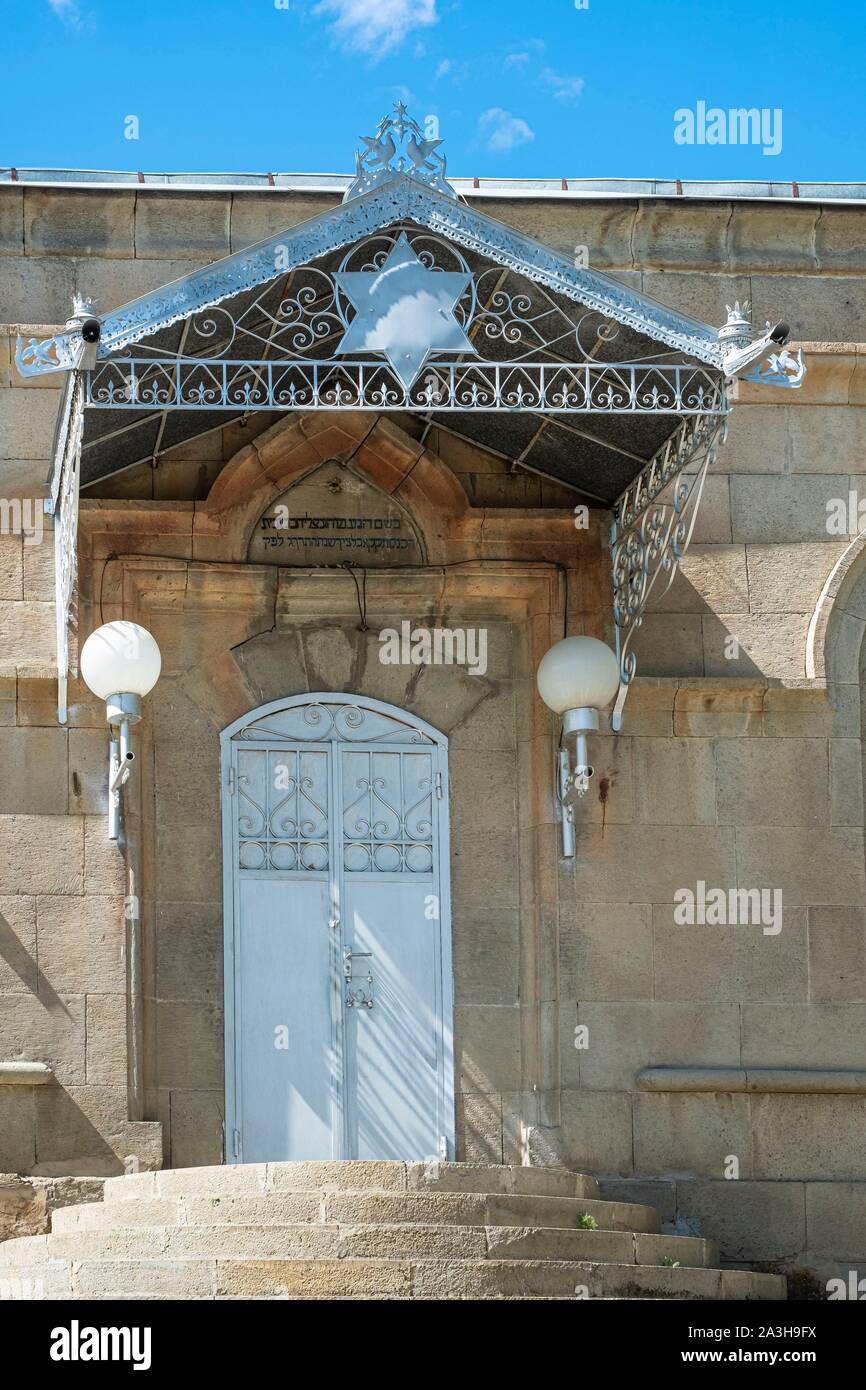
<box><xmin>504</xmin><ymin>52</ymin><xmax>530</xmax><ymax>69</ymax></box>
<box><xmin>478</xmin><ymin>108</ymin><xmax>535</xmax><ymax>154</ymax></box>
<box><xmin>540</xmin><ymin>68</ymin><xmax>585</xmax><ymax>104</ymax></box>
<box><xmin>314</xmin><ymin>0</ymin><xmax>438</xmax><ymax>58</ymax></box>
<box><xmin>435</xmin><ymin>58</ymin><xmax>452</xmax><ymax>80</ymax></box>
<box><xmin>48</xmin><ymin>0</ymin><xmax>83</xmax><ymax>26</ymax></box>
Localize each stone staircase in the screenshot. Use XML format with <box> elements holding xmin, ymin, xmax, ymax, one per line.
<box><xmin>0</xmin><ymin>1161</ymin><xmax>786</xmax><ymax>1300</ymax></box>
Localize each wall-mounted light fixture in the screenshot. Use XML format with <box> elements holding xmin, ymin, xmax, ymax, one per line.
<box><xmin>79</xmin><ymin>621</ymin><xmax>161</xmax><ymax>840</ymax></box>
<box><xmin>536</xmin><ymin>635</ymin><xmax>621</xmax><ymax>859</ymax></box>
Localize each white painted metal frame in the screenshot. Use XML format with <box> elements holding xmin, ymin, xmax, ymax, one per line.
<box><xmin>220</xmin><ymin>692</ymin><xmax>455</xmax><ymax>1165</ymax></box>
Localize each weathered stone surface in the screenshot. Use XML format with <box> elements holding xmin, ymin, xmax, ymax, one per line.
<box><xmin>0</xmin><ymin>189</ymin><xmax>24</xmax><ymax>255</ymax></box>
<box><xmin>0</xmin><ymin>728</ymin><xmax>68</xmax><ymax>815</ymax></box>
<box><xmin>808</xmin><ymin>906</ymin><xmax>866</xmax><ymax>1001</ymax></box>
<box><xmin>0</xmin><ymin>991</ymin><xmax>85</xmax><ymax>1083</ymax></box>
<box><xmin>731</xmin><ymin>474</ymin><xmax>848</xmax><ymax>544</ymax></box>
<box><xmin>560</xmin><ymin>901</ymin><xmax>653</xmax><ymax>1002</ymax></box>
<box><xmin>455</xmin><ymin>1005</ymin><xmax>520</xmax><ymax>1094</ymax></box>
<box><xmin>0</xmin><ymin>895</ymin><xmax>37</xmax><ymax>994</ymax></box>
<box><xmin>652</xmin><ymin>904</ymin><xmax>808</xmax><ymax>1004</ymax></box>
<box><xmin>633</xmin><ymin>1092</ymin><xmax>753</xmax><ymax>1178</ymax></box>
<box><xmin>36</xmin><ymin>895</ymin><xmax>125</xmax><ymax>995</ymax></box>
<box><xmin>0</xmin><ymin>816</ymin><xmax>83</xmax><ymax>895</ymax></box>
<box><xmin>573</xmin><ymin>1001</ymin><xmax>741</xmax><ymax>1092</ymax></box>
<box><xmin>24</xmin><ymin>190</ymin><xmax>134</xmax><ymax>258</ymax></box>
<box><xmin>452</xmin><ymin>909</ymin><xmax>519</xmax><ymax>1006</ymax></box>
<box><xmin>559</xmin><ymin>1089</ymin><xmax>635</xmax><ymax>1176</ymax></box>
<box><xmin>751</xmin><ymin>1094</ymin><xmax>866</xmax><ymax>1179</ymax></box>
<box><xmin>715</xmin><ymin>736</ymin><xmax>828</xmax><ymax>826</ymax></box>
<box><xmin>735</xmin><ymin>827</ymin><xmax>866</xmax><ymax>905</ymax></box>
<box><xmin>155</xmin><ymin>1002</ymin><xmax>223</xmax><ymax>1091</ymax></box>
<box><xmin>154</xmin><ymin>901</ymin><xmax>222</xmax><ymax>1004</ymax></box>
<box><xmin>133</xmin><ymin>194</ymin><xmax>231</xmax><ymax>259</ymax></box>
<box><xmin>672</xmin><ymin>1178</ymin><xmax>806</xmax><ymax>1263</ymax></box>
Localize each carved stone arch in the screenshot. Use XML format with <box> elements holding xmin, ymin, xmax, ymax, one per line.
<box><xmin>807</xmin><ymin>531</ymin><xmax>866</xmax><ymax>686</ymax></box>
<box><xmin>198</xmin><ymin>410</ymin><xmax>469</xmax><ymax>564</ymax></box>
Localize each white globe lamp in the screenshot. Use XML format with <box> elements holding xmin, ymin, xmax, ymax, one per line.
<box><xmin>536</xmin><ymin>635</ymin><xmax>621</xmax><ymax>858</ymax></box>
<box><xmin>80</xmin><ymin>621</ymin><xmax>161</xmax><ymax>840</ymax></box>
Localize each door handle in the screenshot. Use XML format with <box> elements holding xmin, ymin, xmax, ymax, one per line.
<box><xmin>328</xmin><ymin>915</ymin><xmax>340</xmax><ymax>930</ymax></box>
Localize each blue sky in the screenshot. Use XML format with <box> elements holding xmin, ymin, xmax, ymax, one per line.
<box><xmin>3</xmin><ymin>0</ymin><xmax>863</xmax><ymax>179</ymax></box>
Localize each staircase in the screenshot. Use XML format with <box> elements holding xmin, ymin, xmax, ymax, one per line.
<box><xmin>0</xmin><ymin>1161</ymin><xmax>786</xmax><ymax>1300</ymax></box>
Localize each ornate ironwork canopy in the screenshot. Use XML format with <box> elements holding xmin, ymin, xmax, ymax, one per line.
<box><xmin>20</xmin><ymin>104</ymin><xmax>806</xmax><ymax>724</ymax></box>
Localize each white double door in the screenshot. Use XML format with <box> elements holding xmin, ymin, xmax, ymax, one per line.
<box><xmin>223</xmin><ymin>711</ymin><xmax>453</xmax><ymax>1164</ymax></box>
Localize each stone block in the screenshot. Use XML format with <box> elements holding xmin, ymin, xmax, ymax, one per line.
<box><xmin>750</xmin><ymin>274</ymin><xmax>866</xmax><ymax>343</ymax></box>
<box><xmin>0</xmin><ymin>728</ymin><xmax>68</xmax><ymax>815</ymax></box>
<box><xmin>155</xmin><ymin>901</ymin><xmax>222</xmax><ymax>1004</ymax></box>
<box><xmin>0</xmin><ymin>991</ymin><xmax>85</xmax><ymax>1083</ymax></box>
<box><xmin>0</xmin><ymin>388</ymin><xmax>57</xmax><ymax>460</ymax></box>
<box><xmin>0</xmin><ymin>1087</ymin><xmax>36</xmax><ymax>1170</ymax></box>
<box><xmin>22</xmin><ymin>525</ymin><xmax>53</xmax><ymax>602</ymax></box>
<box><xmin>598</xmin><ymin>1176</ymin><xmax>677</xmax><ymax>1227</ymax></box>
<box><xmin>830</xmin><ymin>738</ymin><xmax>864</xmax><ymax>826</ymax></box>
<box><xmin>746</xmin><ymin>542</ymin><xmax>847</xmax><ymax>613</ymax></box>
<box><xmin>632</xmin><ymin>737</ymin><xmax>717</xmax><ymax>825</ymax></box>
<box><xmin>735</xmin><ymin>826</ymin><xmax>865</xmax><ymax>905</ymax></box>
<box><xmin>652</xmin><ymin>903</ymin><xmax>808</xmax><ymax>1004</ymax></box>
<box><xmin>633</xmin><ymin>1092</ymin><xmax>752</xmax><ymax>1178</ymax></box>
<box><xmin>67</xmin><ymin>729</ymin><xmax>110</xmax><ymax>816</ymax></box>
<box><xmin>0</xmin><ymin>816</ymin><xmax>83</xmax><ymax>895</ymax></box>
<box><xmin>728</xmin><ymin>204</ymin><xmax>821</xmax><ymax>272</ymax></box>
<box><xmin>0</xmin><ymin>533</ymin><xmax>22</xmax><ymax>601</ymax></box>
<box><xmin>788</xmin><ymin>404</ymin><xmax>866</xmax><ymax>473</ymax></box>
<box><xmin>640</xmin><ymin>271</ymin><xmax>751</xmax><ymax>329</ymax></box>
<box><xmin>702</xmin><ymin>612</ymin><xmax>809</xmax><ymax>678</ymax></box>
<box><xmin>0</xmin><ymin>895</ymin><xmax>37</xmax><ymax>993</ymax></box>
<box><xmin>24</xmin><ymin>190</ymin><xmax>134</xmax><ymax>257</ymax></box>
<box><xmin>574</xmin><ymin>1000</ymin><xmax>741</xmax><ymax>1092</ymax></box>
<box><xmin>451</xmin><ymin>829</ymin><xmax>519</xmax><ymax>912</ymax></box>
<box><xmin>673</xmin><ymin>684</ymin><xmax>763</xmax><ymax>737</ymax></box>
<box><xmin>0</xmin><ymin>600</ymin><xmax>55</xmax><ymax>663</ymax></box>
<box><xmin>450</xmin><ymin>749</ymin><xmax>518</xmax><ymax>843</ymax></box>
<box><xmin>741</xmin><ymin>1002</ymin><xmax>866</xmax><ymax>1069</ymax></box>
<box><xmin>153</xmin><ymin>820</ymin><xmax>221</xmax><ymax>903</ymax></box>
<box><xmin>632</xmin><ymin>200</ymin><xmax>730</xmax><ymax>269</ymax></box>
<box><xmin>559</xmin><ymin>901</ymin><xmax>653</xmax><ymax>1001</ymax></box>
<box><xmin>83</xmin><ymin>818</ymin><xmax>126</xmax><ymax>896</ymax></box>
<box><xmin>229</xmin><ymin>192</ymin><xmax>341</xmax><ymax>253</ymax></box>
<box><xmin>455</xmin><ymin>1003</ymin><xmax>520</xmax><ymax>1097</ymax></box>
<box><xmin>715</xmin><ymin>736</ymin><xmax>828</xmax><ymax>826</ymax></box>
<box><xmin>674</xmin><ymin>1178</ymin><xmax>806</xmax><ymax>1262</ymax></box>
<box><xmin>0</xmin><ymin>188</ymin><xmax>24</xmax><ymax>254</ymax></box>
<box><xmin>165</xmin><ymin>1089</ymin><xmax>224</xmax><ymax>1168</ymax></box>
<box><xmin>751</xmin><ymin>1094</ymin><xmax>866</xmax><ymax>1180</ymax></box>
<box><xmin>0</xmin><ymin>255</ymin><xmax>76</xmax><ymax>321</ymax></box>
<box><xmin>731</xmin><ymin>474</ymin><xmax>848</xmax><ymax>543</ymax></box>
<box><xmin>808</xmin><ymin>906</ymin><xmax>866</xmax><ymax>1002</ymax></box>
<box><xmin>559</xmin><ymin>1087</ymin><xmax>634</xmax><ymax>1175</ymax></box>
<box><xmin>155</xmin><ymin>1001</ymin><xmax>224</xmax><ymax>1090</ymax></box>
<box><xmin>713</xmin><ymin>403</ymin><xmax>788</xmax><ymax>474</ymax></box>
<box><xmin>74</xmin><ymin>258</ymin><xmax>203</xmax><ymax>316</ymax></box>
<box><xmin>654</xmin><ymin>545</ymin><xmax>749</xmax><ymax>614</ymax></box>
<box><xmin>35</xmin><ymin>895</ymin><xmax>125</xmax><ymax>995</ymax></box>
<box><xmin>568</xmin><ymin>824</ymin><xmax>735</xmax><ymax>903</ymax></box>
<box><xmin>133</xmin><ymin>193</ymin><xmax>231</xmax><ymax>259</ymax></box>
<box><xmin>806</xmin><ymin>1182</ymin><xmax>866</xmax><ymax>1261</ymax></box>
<box><xmin>451</xmin><ymin>908</ymin><xmax>519</xmax><ymax>1006</ymax></box>
<box><xmin>455</xmin><ymin>1092</ymin><xmax>503</xmax><ymax>1163</ymax></box>
<box><xmin>85</xmin><ymin>993</ymin><xmax>126</xmax><ymax>1086</ymax></box>
<box><xmin>631</xmin><ymin>613</ymin><xmax>704</xmax><ymax>677</ymax></box>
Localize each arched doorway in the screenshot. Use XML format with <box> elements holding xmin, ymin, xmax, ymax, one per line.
<box><xmin>220</xmin><ymin>694</ymin><xmax>454</xmax><ymax>1164</ymax></box>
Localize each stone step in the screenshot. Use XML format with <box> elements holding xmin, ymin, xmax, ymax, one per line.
<box><xmin>0</xmin><ymin>1256</ymin><xmax>787</xmax><ymax>1301</ymax></box>
<box><xmin>0</xmin><ymin>1222</ymin><xmax>718</xmax><ymax>1267</ymax></box>
<box><xmin>52</xmin><ymin>1190</ymin><xmax>661</xmax><ymax>1235</ymax></box>
<box><xmin>101</xmin><ymin>1161</ymin><xmax>600</xmax><ymax>1204</ymax></box>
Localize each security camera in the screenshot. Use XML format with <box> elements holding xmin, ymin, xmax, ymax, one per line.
<box><xmin>78</xmin><ymin>319</ymin><xmax>101</xmax><ymax>371</ymax></box>
<box><xmin>81</xmin><ymin>318</ymin><xmax>101</xmax><ymax>344</ymax></box>
<box><xmin>769</xmin><ymin>322</ymin><xmax>790</xmax><ymax>346</ymax></box>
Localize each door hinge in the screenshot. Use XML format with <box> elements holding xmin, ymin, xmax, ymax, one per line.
<box><xmin>232</xmin><ymin>1128</ymin><xmax>241</xmax><ymax>1158</ymax></box>
<box><xmin>227</xmin><ymin>766</ymin><xmax>236</xmax><ymax>794</ymax></box>
<box><xmin>435</xmin><ymin>771</ymin><xmax>444</xmax><ymax>800</ymax></box>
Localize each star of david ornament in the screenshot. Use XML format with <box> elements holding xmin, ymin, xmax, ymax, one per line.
<box><xmin>334</xmin><ymin>233</ymin><xmax>475</xmax><ymax>391</ymax></box>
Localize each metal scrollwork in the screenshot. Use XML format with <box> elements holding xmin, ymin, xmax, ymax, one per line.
<box><xmin>610</xmin><ymin>408</ymin><xmax>730</xmax><ymax>730</ymax></box>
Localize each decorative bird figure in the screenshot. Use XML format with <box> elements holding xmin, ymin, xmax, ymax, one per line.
<box><xmin>359</xmin><ymin>129</ymin><xmax>396</xmax><ymax>170</ymax></box>
<box><xmin>406</xmin><ymin>133</ymin><xmax>444</xmax><ymax>172</ymax></box>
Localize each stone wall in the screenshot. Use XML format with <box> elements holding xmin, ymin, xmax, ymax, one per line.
<box><xmin>2</xmin><ymin>185</ymin><xmax>866</xmax><ymax>1284</ymax></box>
